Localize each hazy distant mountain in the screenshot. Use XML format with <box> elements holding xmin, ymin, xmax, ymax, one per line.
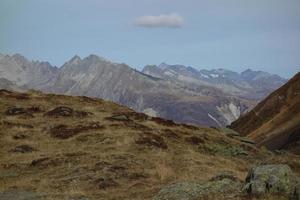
<box><xmin>0</xmin><ymin>54</ymin><xmax>287</xmax><ymax>126</ymax></box>
<box><xmin>143</xmin><ymin>63</ymin><xmax>287</xmax><ymax>99</ymax></box>
<box><xmin>0</xmin><ymin>54</ymin><xmax>59</xmax><ymax>90</ymax></box>
<box><xmin>0</xmin><ymin>78</ymin><xmax>25</xmax><ymax>92</ymax></box>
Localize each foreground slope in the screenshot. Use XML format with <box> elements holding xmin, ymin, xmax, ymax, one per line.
<box><xmin>0</xmin><ymin>90</ymin><xmax>299</xmax><ymax>200</ymax></box>
<box><xmin>230</xmin><ymin>72</ymin><xmax>300</xmax><ymax>153</ymax></box>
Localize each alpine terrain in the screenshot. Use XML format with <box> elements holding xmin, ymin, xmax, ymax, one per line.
<box><xmin>0</xmin><ymin>89</ymin><xmax>299</xmax><ymax>199</ymax></box>
<box><xmin>0</xmin><ymin>54</ymin><xmax>287</xmax><ymax>127</ymax></box>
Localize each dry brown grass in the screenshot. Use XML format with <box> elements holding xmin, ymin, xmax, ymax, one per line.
<box><xmin>0</xmin><ymin>90</ymin><xmax>299</xmax><ymax>200</ymax></box>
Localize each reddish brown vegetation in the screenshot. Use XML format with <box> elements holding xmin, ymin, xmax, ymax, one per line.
<box><xmin>0</xmin><ymin>90</ymin><xmax>30</xmax><ymax>100</ymax></box>
<box><xmin>10</xmin><ymin>145</ymin><xmax>36</xmax><ymax>153</ymax></box>
<box><xmin>95</xmin><ymin>177</ymin><xmax>119</xmax><ymax>189</ymax></box>
<box><xmin>135</xmin><ymin>132</ymin><xmax>168</xmax><ymax>149</ymax></box>
<box><xmin>162</xmin><ymin>129</ymin><xmax>181</xmax><ymax>140</ymax></box>
<box><xmin>44</xmin><ymin>106</ymin><xmax>90</xmax><ymax>118</ymax></box>
<box><xmin>5</xmin><ymin>107</ymin><xmax>33</xmax><ymax>117</ymax></box>
<box><xmin>49</xmin><ymin>122</ymin><xmax>103</xmax><ymax>139</ymax></box>
<box><xmin>2</xmin><ymin>120</ymin><xmax>33</xmax><ymax>129</ymax></box>
<box><xmin>185</xmin><ymin>136</ymin><xmax>205</xmax><ymax>145</ymax></box>
<box><xmin>151</xmin><ymin>117</ymin><xmax>177</xmax><ymax>127</ymax></box>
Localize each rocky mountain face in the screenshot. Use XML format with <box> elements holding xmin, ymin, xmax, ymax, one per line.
<box><xmin>0</xmin><ymin>90</ymin><xmax>299</xmax><ymax>200</ymax></box>
<box><xmin>230</xmin><ymin>72</ymin><xmax>300</xmax><ymax>154</ymax></box>
<box><xmin>0</xmin><ymin>78</ymin><xmax>23</xmax><ymax>91</ymax></box>
<box><xmin>50</xmin><ymin>55</ymin><xmax>161</xmax><ymax>107</ymax></box>
<box><xmin>0</xmin><ymin>54</ymin><xmax>286</xmax><ymax>127</ymax></box>
<box><xmin>0</xmin><ymin>54</ymin><xmax>59</xmax><ymax>90</ymax></box>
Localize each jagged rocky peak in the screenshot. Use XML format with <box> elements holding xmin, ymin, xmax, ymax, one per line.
<box><xmin>158</xmin><ymin>62</ymin><xmax>170</xmax><ymax>70</ymax></box>
<box><xmin>68</xmin><ymin>55</ymin><xmax>82</xmax><ymax>65</ymax></box>
<box><xmin>10</xmin><ymin>53</ymin><xmax>30</xmax><ymax>65</ymax></box>
<box><xmin>11</xmin><ymin>53</ymin><xmax>27</xmax><ymax>60</ymax></box>
<box><xmin>200</xmin><ymin>68</ymin><xmax>239</xmax><ymax>77</ymax></box>
<box><xmin>159</xmin><ymin>62</ymin><xmax>190</xmax><ymax>72</ymax></box>
<box><xmin>64</xmin><ymin>54</ymin><xmax>114</xmax><ymax>68</ymax></box>
<box><xmin>84</xmin><ymin>54</ymin><xmax>113</xmax><ymax>64</ymax></box>
<box><xmin>241</xmin><ymin>68</ymin><xmax>271</xmax><ymax>80</ymax></box>
<box><xmin>85</xmin><ymin>54</ymin><xmax>99</xmax><ymax>61</ymax></box>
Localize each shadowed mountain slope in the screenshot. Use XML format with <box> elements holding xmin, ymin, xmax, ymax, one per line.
<box><xmin>230</xmin><ymin>72</ymin><xmax>300</xmax><ymax>153</ymax></box>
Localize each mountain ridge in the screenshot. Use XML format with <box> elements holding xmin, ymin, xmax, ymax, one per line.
<box><xmin>142</xmin><ymin>63</ymin><xmax>287</xmax><ymax>99</ymax></box>
<box><xmin>0</xmin><ymin>53</ymin><xmax>287</xmax><ymax>127</ymax></box>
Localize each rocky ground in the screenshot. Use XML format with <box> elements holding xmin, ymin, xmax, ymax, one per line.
<box><xmin>0</xmin><ymin>90</ymin><xmax>299</xmax><ymax>200</ymax></box>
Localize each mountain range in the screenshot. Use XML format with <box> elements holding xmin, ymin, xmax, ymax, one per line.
<box><xmin>0</xmin><ymin>54</ymin><xmax>299</xmax><ymax>199</ymax></box>
<box><xmin>0</xmin><ymin>53</ymin><xmax>287</xmax><ymax>127</ymax></box>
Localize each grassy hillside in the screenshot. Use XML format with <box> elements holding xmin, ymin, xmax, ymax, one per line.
<box><xmin>0</xmin><ymin>90</ymin><xmax>299</xmax><ymax>199</ymax></box>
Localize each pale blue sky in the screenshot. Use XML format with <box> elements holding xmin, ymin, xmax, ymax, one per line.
<box><xmin>1</xmin><ymin>0</ymin><xmax>299</xmax><ymax>78</ymax></box>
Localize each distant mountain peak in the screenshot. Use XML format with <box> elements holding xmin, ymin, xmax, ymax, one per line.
<box><xmin>84</xmin><ymin>54</ymin><xmax>113</xmax><ymax>64</ymax></box>
<box><xmin>241</xmin><ymin>68</ymin><xmax>275</xmax><ymax>81</ymax></box>
<box><xmin>86</xmin><ymin>54</ymin><xmax>99</xmax><ymax>60</ymax></box>
<box><xmin>72</xmin><ymin>55</ymin><xmax>81</xmax><ymax>60</ymax></box>
<box><xmin>11</xmin><ymin>53</ymin><xmax>28</xmax><ymax>61</ymax></box>
<box><xmin>68</xmin><ymin>55</ymin><xmax>82</xmax><ymax>65</ymax></box>
<box><xmin>158</xmin><ymin>62</ymin><xmax>170</xmax><ymax>70</ymax></box>
<box><xmin>242</xmin><ymin>68</ymin><xmax>253</xmax><ymax>73</ymax></box>
<box><xmin>12</xmin><ymin>53</ymin><xmax>26</xmax><ymax>59</ymax></box>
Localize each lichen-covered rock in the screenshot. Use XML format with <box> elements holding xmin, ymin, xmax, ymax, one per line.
<box><xmin>153</xmin><ymin>177</ymin><xmax>241</xmax><ymax>200</ymax></box>
<box><xmin>244</xmin><ymin>164</ymin><xmax>299</xmax><ymax>199</ymax></box>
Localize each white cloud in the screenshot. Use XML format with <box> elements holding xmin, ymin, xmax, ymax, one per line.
<box><xmin>134</xmin><ymin>13</ymin><xmax>184</xmax><ymax>28</ymax></box>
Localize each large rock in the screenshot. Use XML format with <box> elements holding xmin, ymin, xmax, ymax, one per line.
<box><xmin>244</xmin><ymin>164</ymin><xmax>300</xmax><ymax>199</ymax></box>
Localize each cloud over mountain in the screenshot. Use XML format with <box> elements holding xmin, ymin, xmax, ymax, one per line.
<box><xmin>134</xmin><ymin>13</ymin><xmax>184</xmax><ymax>28</ymax></box>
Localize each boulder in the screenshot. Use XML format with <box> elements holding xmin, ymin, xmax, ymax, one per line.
<box><xmin>244</xmin><ymin>164</ymin><xmax>299</xmax><ymax>199</ymax></box>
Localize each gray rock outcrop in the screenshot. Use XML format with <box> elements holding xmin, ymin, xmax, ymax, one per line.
<box><xmin>244</xmin><ymin>164</ymin><xmax>300</xmax><ymax>199</ymax></box>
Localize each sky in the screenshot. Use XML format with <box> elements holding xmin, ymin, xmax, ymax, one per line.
<box><xmin>0</xmin><ymin>0</ymin><xmax>300</xmax><ymax>78</ymax></box>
